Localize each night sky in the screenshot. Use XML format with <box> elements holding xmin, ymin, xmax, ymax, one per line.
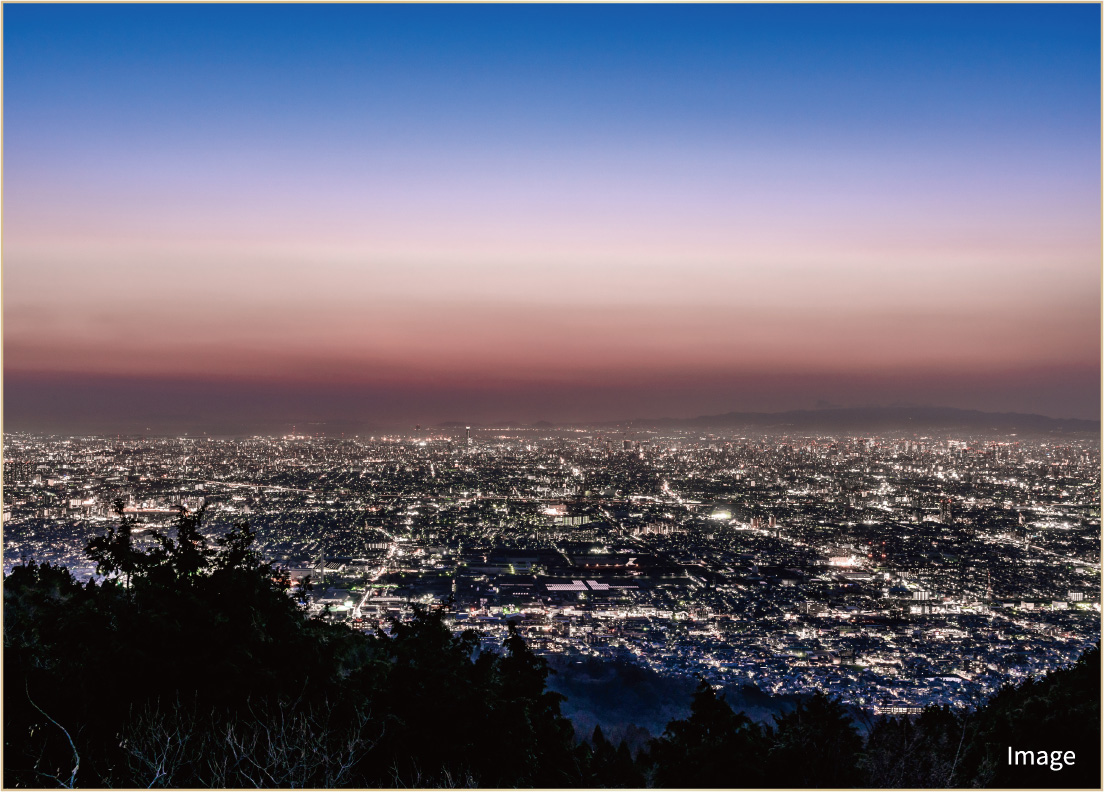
<box><xmin>4</xmin><ymin>4</ymin><xmax>1100</xmax><ymax>433</ymax></box>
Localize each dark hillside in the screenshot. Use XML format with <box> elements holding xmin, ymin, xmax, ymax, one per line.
<box><xmin>5</xmin><ymin>506</ymin><xmax>1098</xmax><ymax>788</ymax></box>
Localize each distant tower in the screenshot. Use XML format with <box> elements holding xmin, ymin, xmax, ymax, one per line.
<box><xmin>466</xmin><ymin>426</ymin><xmax>471</xmax><ymax>446</ymax></box>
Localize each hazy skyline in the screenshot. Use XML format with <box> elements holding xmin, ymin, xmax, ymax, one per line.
<box><xmin>5</xmin><ymin>4</ymin><xmax>1100</xmax><ymax>432</ymax></box>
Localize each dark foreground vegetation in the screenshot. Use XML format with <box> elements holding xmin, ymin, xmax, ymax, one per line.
<box><xmin>5</xmin><ymin>508</ymin><xmax>1099</xmax><ymax>787</ymax></box>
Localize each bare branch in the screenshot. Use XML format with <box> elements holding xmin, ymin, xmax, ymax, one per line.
<box><xmin>25</xmin><ymin>681</ymin><xmax>79</xmax><ymax>789</ymax></box>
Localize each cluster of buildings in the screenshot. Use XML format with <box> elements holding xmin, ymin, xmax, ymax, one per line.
<box><xmin>3</xmin><ymin>426</ymin><xmax>1099</xmax><ymax>713</ymax></box>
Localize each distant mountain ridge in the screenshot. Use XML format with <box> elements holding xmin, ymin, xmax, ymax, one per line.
<box><xmin>600</xmin><ymin>406</ymin><xmax>1099</xmax><ymax>434</ymax></box>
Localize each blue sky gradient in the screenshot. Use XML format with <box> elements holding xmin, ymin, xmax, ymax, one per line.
<box><xmin>4</xmin><ymin>3</ymin><xmax>1100</xmax><ymax>430</ymax></box>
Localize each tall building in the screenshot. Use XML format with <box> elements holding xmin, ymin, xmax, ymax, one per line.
<box><xmin>3</xmin><ymin>460</ymin><xmax>34</xmax><ymax>485</ymax></box>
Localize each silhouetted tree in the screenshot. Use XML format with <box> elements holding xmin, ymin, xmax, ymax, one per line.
<box><xmin>585</xmin><ymin>725</ymin><xmax>645</xmax><ymax>788</ymax></box>
<box><xmin>861</xmin><ymin>706</ymin><xmax>959</xmax><ymax>787</ymax></box>
<box><xmin>5</xmin><ymin>509</ymin><xmax>355</xmax><ymax>786</ymax></box>
<box><xmin>765</xmin><ymin>691</ymin><xmax>862</xmax><ymax>787</ymax></box>
<box><xmin>489</xmin><ymin>621</ymin><xmax>581</xmax><ymax>786</ymax></box>
<box><xmin>953</xmin><ymin>643</ymin><xmax>1100</xmax><ymax>788</ymax></box>
<box><xmin>648</xmin><ymin>679</ymin><xmax>768</xmax><ymax>787</ymax></box>
<box><xmin>84</xmin><ymin>497</ymin><xmax>143</xmax><ymax>595</ymax></box>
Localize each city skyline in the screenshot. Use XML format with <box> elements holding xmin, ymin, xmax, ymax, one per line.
<box><xmin>4</xmin><ymin>4</ymin><xmax>1101</xmax><ymax>433</ymax></box>
<box><xmin>3</xmin><ymin>425</ymin><xmax>1100</xmax><ymax>788</ymax></box>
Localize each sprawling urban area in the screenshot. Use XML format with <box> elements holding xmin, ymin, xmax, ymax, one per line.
<box><xmin>3</xmin><ymin>427</ymin><xmax>1099</xmax><ymax>716</ymax></box>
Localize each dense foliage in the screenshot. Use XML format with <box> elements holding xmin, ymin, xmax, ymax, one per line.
<box><xmin>4</xmin><ymin>508</ymin><xmax>1099</xmax><ymax>787</ymax></box>
<box><xmin>5</xmin><ymin>507</ymin><xmax>585</xmax><ymax>787</ymax></box>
